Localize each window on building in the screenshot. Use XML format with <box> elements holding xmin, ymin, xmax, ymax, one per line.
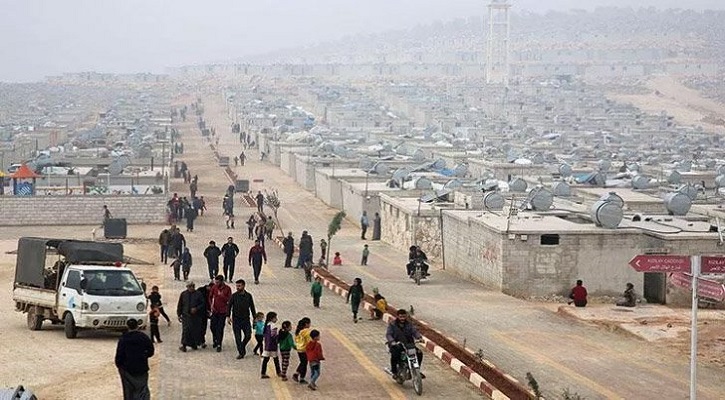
<box><xmin>540</xmin><ymin>234</ymin><xmax>560</xmax><ymax>246</ymax></box>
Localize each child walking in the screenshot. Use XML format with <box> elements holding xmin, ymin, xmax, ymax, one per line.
<box><xmin>306</xmin><ymin>329</ymin><xmax>325</xmax><ymax>391</ymax></box>
<box><xmin>311</xmin><ymin>277</ymin><xmax>323</xmax><ymax>308</ymax></box>
<box><xmin>361</xmin><ymin>244</ymin><xmax>369</xmax><ymax>266</ymax></box>
<box><xmin>260</xmin><ymin>311</ymin><xmax>281</xmax><ymax>379</ymax></box>
<box><xmin>170</xmin><ymin>258</ymin><xmax>181</xmax><ymax>281</ymax></box>
<box><xmin>149</xmin><ymin>305</ymin><xmax>162</xmax><ymax>343</ymax></box>
<box><xmin>292</xmin><ymin>317</ymin><xmax>312</xmax><ymax>384</ymax></box>
<box><xmin>147</xmin><ymin>285</ymin><xmax>171</xmax><ymax>325</ymax></box>
<box><xmin>346</xmin><ymin>278</ymin><xmax>365</xmax><ymax>323</ymax></box>
<box><xmin>278</xmin><ymin>321</ymin><xmax>296</xmax><ymax>381</ymax></box>
<box><xmin>253</xmin><ymin>312</ymin><xmax>265</xmax><ymax>355</ymax></box>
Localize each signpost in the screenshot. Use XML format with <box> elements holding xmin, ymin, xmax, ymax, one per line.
<box><xmin>628</xmin><ymin>254</ymin><xmax>725</xmax><ymax>400</ymax></box>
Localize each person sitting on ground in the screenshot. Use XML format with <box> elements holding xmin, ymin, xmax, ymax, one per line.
<box><xmin>332</xmin><ymin>252</ymin><xmax>342</xmax><ymax>266</ymax></box>
<box><xmin>370</xmin><ymin>288</ymin><xmax>387</xmax><ymax>320</ymax></box>
<box><xmin>568</xmin><ymin>279</ymin><xmax>588</xmax><ymax>307</ymax></box>
<box><xmin>616</xmin><ymin>283</ymin><xmax>637</xmax><ymax>307</ymax></box>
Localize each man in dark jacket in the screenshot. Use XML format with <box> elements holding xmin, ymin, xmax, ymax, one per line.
<box><xmin>115</xmin><ymin>319</ymin><xmax>155</xmax><ymax>400</ymax></box>
<box><xmin>227</xmin><ymin>279</ymin><xmax>257</xmax><ymax>359</ymax></box>
<box><xmin>196</xmin><ymin>282</ymin><xmax>211</xmax><ymax>349</ymax></box>
<box><xmin>177</xmin><ymin>282</ymin><xmax>205</xmax><ymax>352</ymax></box>
<box><xmin>158</xmin><ymin>229</ymin><xmax>170</xmax><ymax>263</ymax></box>
<box><xmin>248</xmin><ymin>240</ymin><xmax>267</xmax><ymax>285</ymax></box>
<box><xmin>296</xmin><ymin>230</ymin><xmax>313</xmax><ymax>268</ymax></box>
<box><xmin>221</xmin><ymin>237</ymin><xmax>240</xmax><ymax>282</ymax></box>
<box><xmin>209</xmin><ymin>275</ymin><xmax>232</xmax><ymax>352</ymax></box>
<box><xmin>169</xmin><ymin>227</ymin><xmax>186</xmax><ymax>259</ymax></box>
<box><xmin>282</xmin><ymin>232</ymin><xmax>295</xmax><ymax>268</ymax></box>
<box><xmin>255</xmin><ymin>191</ymin><xmax>265</xmax><ymax>213</ymax></box>
<box><xmin>203</xmin><ymin>241</ymin><xmax>222</xmax><ymax>280</ymax></box>
<box><xmin>385</xmin><ymin>309</ymin><xmax>423</xmax><ymax>378</ymax></box>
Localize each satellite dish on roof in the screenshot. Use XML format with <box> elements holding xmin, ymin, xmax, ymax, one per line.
<box><xmin>590</xmin><ymin>199</ymin><xmax>623</xmax><ymax>229</ymax></box>
<box><xmin>359</xmin><ymin>158</ymin><xmax>374</xmax><ymax>170</ymax></box>
<box><xmin>675</xmin><ymin>160</ymin><xmax>692</xmax><ymax>173</ymax></box>
<box><xmin>597</xmin><ymin>159</ymin><xmax>611</xmax><ymax>172</ymax></box>
<box><xmin>558</xmin><ymin>164</ymin><xmax>572</xmax><ymax>178</ymax></box>
<box><xmin>483</xmin><ymin>192</ymin><xmax>505</xmax><ymax>210</ymax></box>
<box><xmin>431</xmin><ymin>158</ymin><xmax>447</xmax><ymax>169</ymax></box>
<box><xmin>552</xmin><ymin>181</ymin><xmax>571</xmax><ymax>197</ymax></box>
<box><xmin>412</xmin><ymin>149</ymin><xmax>426</xmax><ymax>162</ymax></box>
<box><xmin>108</xmin><ymin>156</ymin><xmax>129</xmax><ymax>176</ymax></box>
<box><xmin>443</xmin><ymin>179</ymin><xmax>462</xmax><ymax>191</ymax></box>
<box><xmin>508</xmin><ymin>177</ymin><xmax>527</xmax><ymax>192</ymax></box>
<box><xmin>667</xmin><ymin>170</ymin><xmax>681</xmax><ymax>185</ymax></box>
<box><xmin>526</xmin><ymin>186</ymin><xmax>554</xmax><ymax>211</ymax></box>
<box><xmin>453</xmin><ymin>163</ymin><xmax>468</xmax><ymax>178</ymax></box>
<box><xmin>412</xmin><ymin>177</ymin><xmax>433</xmax><ymax>190</ymax></box>
<box><xmin>600</xmin><ymin>192</ymin><xmax>624</xmax><ymax>208</ymax></box>
<box><xmin>632</xmin><ymin>175</ymin><xmax>650</xmax><ymax>190</ymax></box>
<box><xmin>664</xmin><ymin>192</ymin><xmax>692</xmax><ymax>216</ymax></box>
<box><xmin>716</xmin><ymin>175</ymin><xmax>725</xmax><ymax>188</ymax></box>
<box><xmin>372</xmin><ymin>162</ymin><xmax>389</xmax><ymax>175</ymax></box>
<box><xmin>391</xmin><ymin>167</ymin><xmax>411</xmax><ymax>182</ymax></box>
<box><xmin>678</xmin><ymin>183</ymin><xmax>698</xmax><ymax>201</ymax></box>
<box><xmin>717</xmin><ymin>165</ymin><xmax>725</xmax><ymax>176</ymax></box>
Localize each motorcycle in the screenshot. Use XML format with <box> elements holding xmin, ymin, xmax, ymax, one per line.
<box><xmin>386</xmin><ymin>342</ymin><xmax>424</xmax><ymax>396</ymax></box>
<box><xmin>409</xmin><ymin>259</ymin><xmax>428</xmax><ymax>285</ymax></box>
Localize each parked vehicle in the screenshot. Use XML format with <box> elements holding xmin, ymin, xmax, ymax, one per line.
<box><xmin>12</xmin><ymin>237</ymin><xmax>147</xmax><ymax>339</ymax></box>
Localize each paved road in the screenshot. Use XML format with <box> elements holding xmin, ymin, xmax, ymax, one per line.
<box><xmin>154</xmin><ymin>107</ymin><xmax>483</xmax><ymax>399</ymax></box>
<box><xmin>202</xmin><ymin>94</ymin><xmax>725</xmax><ymax>400</ymax></box>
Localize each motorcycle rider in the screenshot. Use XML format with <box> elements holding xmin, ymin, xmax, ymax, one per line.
<box><xmin>386</xmin><ymin>309</ymin><xmax>424</xmax><ymax>379</ymax></box>
<box><xmin>406</xmin><ymin>246</ymin><xmax>430</xmax><ymax>277</ymax></box>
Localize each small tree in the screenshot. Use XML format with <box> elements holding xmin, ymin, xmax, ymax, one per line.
<box><xmin>326</xmin><ymin>211</ymin><xmax>346</xmax><ymax>263</ymax></box>
<box><xmin>264</xmin><ymin>189</ymin><xmax>282</xmax><ymax>237</ymax></box>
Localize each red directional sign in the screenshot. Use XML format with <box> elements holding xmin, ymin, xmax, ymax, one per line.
<box><xmin>629</xmin><ymin>255</ymin><xmax>691</xmax><ymax>273</ymax></box>
<box><xmin>670</xmin><ymin>273</ymin><xmax>725</xmax><ymax>302</ymax></box>
<box><xmin>701</xmin><ymin>256</ymin><xmax>725</xmax><ymax>274</ymax></box>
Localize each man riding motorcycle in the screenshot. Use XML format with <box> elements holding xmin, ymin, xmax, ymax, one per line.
<box><xmin>406</xmin><ymin>246</ymin><xmax>430</xmax><ymax>277</ymax></box>
<box><xmin>385</xmin><ymin>309</ymin><xmax>424</xmax><ymax>379</ymax></box>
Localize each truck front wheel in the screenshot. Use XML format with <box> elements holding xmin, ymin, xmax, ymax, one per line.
<box><xmin>64</xmin><ymin>313</ymin><xmax>78</xmax><ymax>339</ymax></box>
<box><xmin>27</xmin><ymin>309</ymin><xmax>43</xmax><ymax>331</ymax></box>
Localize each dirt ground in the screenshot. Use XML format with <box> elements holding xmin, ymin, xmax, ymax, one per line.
<box><xmin>607</xmin><ymin>75</ymin><xmax>725</xmax><ymax>132</ymax></box>
<box><xmin>0</xmin><ymin>230</ymin><xmax>162</xmax><ymax>399</ymax></box>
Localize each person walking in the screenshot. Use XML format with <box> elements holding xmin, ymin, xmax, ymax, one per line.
<box><xmin>221</xmin><ymin>237</ymin><xmax>240</xmax><ymax>282</ymax></box>
<box><xmin>253</xmin><ymin>312</ymin><xmax>265</xmax><ymax>356</ymax></box>
<box><xmin>185</xmin><ymin>205</ymin><xmax>198</xmax><ymax>232</ymax></box>
<box><xmin>115</xmin><ymin>319</ymin><xmax>155</xmax><ymax>400</ymax></box>
<box><xmin>360</xmin><ymin>211</ymin><xmax>369</xmax><ymax>240</ymax></box>
<box><xmin>203</xmin><ymin>241</ymin><xmax>222</xmax><ymax>280</ymax></box>
<box><xmin>306</xmin><ymin>330</ymin><xmax>325</xmax><ymax>391</ymax></box>
<box><xmin>297</xmin><ymin>231</ymin><xmax>313</xmax><ymax>268</ymax></box>
<box><xmin>256</xmin><ymin>191</ymin><xmax>265</xmax><ymax>213</ymax></box>
<box><xmin>177</xmin><ymin>282</ymin><xmax>205</xmax><ymax>352</ymax></box>
<box><xmin>265</xmin><ymin>217</ymin><xmax>275</xmax><ymax>240</ymax></box>
<box><xmin>239</xmin><ymin>151</ymin><xmax>246</xmax><ymax>166</ymax></box>
<box><xmin>361</xmin><ymin>244</ymin><xmax>369</xmax><ymax>266</ymax></box>
<box><xmin>278</xmin><ymin>320</ymin><xmax>295</xmax><ymax>381</ymax></box>
<box><xmin>282</xmin><ymin>232</ymin><xmax>295</xmax><ymax>268</ymax></box>
<box><xmin>169</xmin><ymin>227</ymin><xmax>186</xmax><ymax>259</ymax></box>
<box><xmin>208</xmin><ymin>276</ymin><xmax>232</xmax><ymax>352</ymax></box>
<box><xmin>180</xmin><ymin>248</ymin><xmax>193</xmax><ymax>281</ymax></box>
<box><xmin>149</xmin><ymin>305</ymin><xmax>162</xmax><ymax>343</ymax></box>
<box><xmin>260</xmin><ymin>311</ymin><xmax>281</xmax><ymax>379</ymax></box>
<box><xmin>248</xmin><ymin>240</ymin><xmax>267</xmax><ymax>285</ymax></box>
<box><xmin>170</xmin><ymin>257</ymin><xmax>181</xmax><ymax>281</ymax></box>
<box><xmin>246</xmin><ymin>215</ymin><xmax>256</xmax><ymax>240</ymax></box>
<box><xmin>311</xmin><ymin>277</ymin><xmax>323</xmax><ymax>308</ymax></box>
<box><xmin>196</xmin><ymin>282</ymin><xmax>211</xmax><ymax>349</ymax></box>
<box><xmin>158</xmin><ymin>229</ymin><xmax>170</xmax><ymax>264</ymax></box>
<box><xmin>292</xmin><ymin>318</ymin><xmax>312</xmax><ymax>385</ymax></box>
<box><xmin>227</xmin><ymin>279</ymin><xmax>257</xmax><ymax>359</ymax></box>
<box><xmin>346</xmin><ymin>278</ymin><xmax>364</xmax><ymax>323</ymax></box>
<box><xmin>319</xmin><ymin>239</ymin><xmax>327</xmax><ymax>260</ymax></box>
<box><xmin>147</xmin><ymin>285</ymin><xmax>171</xmax><ymax>326</ymax></box>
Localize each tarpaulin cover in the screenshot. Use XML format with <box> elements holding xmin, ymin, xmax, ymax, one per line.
<box><xmin>14</xmin><ymin>237</ymin><xmax>124</xmax><ymax>287</ymax></box>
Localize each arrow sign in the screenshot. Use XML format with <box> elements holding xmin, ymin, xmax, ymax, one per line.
<box><xmin>629</xmin><ymin>255</ymin><xmax>691</xmax><ymax>273</ymax></box>
<box><xmin>670</xmin><ymin>273</ymin><xmax>725</xmax><ymax>302</ymax></box>
<box><xmin>701</xmin><ymin>256</ymin><xmax>725</xmax><ymax>274</ymax></box>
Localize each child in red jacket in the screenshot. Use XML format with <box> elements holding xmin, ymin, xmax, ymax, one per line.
<box><xmin>305</xmin><ymin>329</ymin><xmax>325</xmax><ymax>391</ymax></box>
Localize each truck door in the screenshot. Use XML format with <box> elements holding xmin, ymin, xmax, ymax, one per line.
<box><xmin>58</xmin><ymin>269</ymin><xmax>83</xmax><ymax>316</ymax></box>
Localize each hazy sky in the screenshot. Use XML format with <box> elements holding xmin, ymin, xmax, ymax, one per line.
<box><xmin>0</xmin><ymin>0</ymin><xmax>722</xmax><ymax>82</ymax></box>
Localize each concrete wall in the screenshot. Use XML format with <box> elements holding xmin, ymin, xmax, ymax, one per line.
<box><xmin>340</xmin><ymin>182</ymin><xmax>380</xmax><ymax>228</ymax></box>
<box><xmin>315</xmin><ymin>170</ymin><xmax>343</xmax><ymax>209</ymax></box>
<box><xmin>280</xmin><ymin>150</ymin><xmax>297</xmax><ymax>178</ymax></box>
<box><xmin>0</xmin><ymin>195</ymin><xmax>167</xmax><ymax>226</ymax></box>
<box><xmin>294</xmin><ymin>156</ymin><xmax>316</xmax><ymax>191</ymax></box>
<box><xmin>441</xmin><ymin>211</ymin><xmax>505</xmax><ymax>289</ymax></box>
<box><xmin>380</xmin><ymin>196</ymin><xmax>443</xmax><ymax>261</ymax></box>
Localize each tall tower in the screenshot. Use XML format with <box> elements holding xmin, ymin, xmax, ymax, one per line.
<box><xmin>485</xmin><ymin>0</ymin><xmax>511</xmax><ymax>85</ymax></box>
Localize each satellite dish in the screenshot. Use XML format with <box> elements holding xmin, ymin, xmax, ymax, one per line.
<box><xmin>483</xmin><ymin>192</ymin><xmax>505</xmax><ymax>210</ymax></box>
<box><xmin>412</xmin><ymin>149</ymin><xmax>426</xmax><ymax>162</ymax></box>
<box><xmin>667</xmin><ymin>170</ymin><xmax>681</xmax><ymax>185</ymax></box>
<box><xmin>675</xmin><ymin>160</ymin><xmax>692</xmax><ymax>173</ymax></box>
<box><xmin>597</xmin><ymin>159</ymin><xmax>611</xmax><ymax>172</ymax></box>
<box><xmin>391</xmin><ymin>168</ymin><xmax>411</xmax><ymax>182</ymax></box>
<box><xmin>527</xmin><ymin>187</ymin><xmax>554</xmax><ymax>211</ymax></box>
<box><xmin>108</xmin><ymin>160</ymin><xmax>123</xmax><ymax>176</ymax></box>
<box><xmin>443</xmin><ymin>179</ymin><xmax>463</xmax><ymax>191</ymax></box>
<box><xmin>591</xmin><ymin>200</ymin><xmax>624</xmax><ymax>229</ymax></box>
<box><xmin>716</xmin><ymin>175</ymin><xmax>725</xmax><ymax>188</ymax></box>
<box><xmin>664</xmin><ymin>192</ymin><xmax>692</xmax><ymax>216</ymax></box>
<box><xmin>359</xmin><ymin>158</ymin><xmax>374</xmax><ymax>170</ymax></box>
<box><xmin>372</xmin><ymin>162</ymin><xmax>390</xmax><ymax>175</ymax></box>
<box><xmin>412</xmin><ymin>177</ymin><xmax>433</xmax><ymax>190</ymax></box>
<box><xmin>552</xmin><ymin>181</ymin><xmax>571</xmax><ymax>197</ymax></box>
<box><xmin>453</xmin><ymin>163</ymin><xmax>468</xmax><ymax>178</ymax></box>
<box><xmin>632</xmin><ymin>175</ymin><xmax>650</xmax><ymax>190</ymax></box>
<box><xmin>558</xmin><ymin>164</ymin><xmax>572</xmax><ymax>178</ymax></box>
<box><xmin>677</xmin><ymin>184</ymin><xmax>698</xmax><ymax>201</ymax></box>
<box><xmin>508</xmin><ymin>177</ymin><xmax>527</xmax><ymax>193</ymax></box>
<box><xmin>431</xmin><ymin>158</ymin><xmax>447</xmax><ymax>169</ymax></box>
<box><xmin>717</xmin><ymin>165</ymin><xmax>725</xmax><ymax>176</ymax></box>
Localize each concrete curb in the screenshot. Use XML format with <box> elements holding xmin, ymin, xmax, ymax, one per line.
<box><xmin>310</xmin><ymin>269</ymin><xmax>511</xmax><ymax>400</ymax></box>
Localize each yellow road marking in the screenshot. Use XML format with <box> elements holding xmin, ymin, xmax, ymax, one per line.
<box><xmin>328</xmin><ymin>328</ymin><xmax>407</xmax><ymax>400</ymax></box>
<box><xmin>270</xmin><ymin>373</ymin><xmax>293</xmax><ymax>400</ymax></box>
<box><xmin>491</xmin><ymin>332</ymin><xmax>623</xmax><ymax>399</ymax></box>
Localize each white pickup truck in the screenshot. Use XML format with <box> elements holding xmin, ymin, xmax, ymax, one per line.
<box><xmin>13</xmin><ymin>237</ymin><xmax>147</xmax><ymax>338</ymax></box>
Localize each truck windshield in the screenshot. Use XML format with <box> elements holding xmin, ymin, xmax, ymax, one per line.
<box><xmin>82</xmin><ymin>270</ymin><xmax>143</xmax><ymax>296</ymax></box>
